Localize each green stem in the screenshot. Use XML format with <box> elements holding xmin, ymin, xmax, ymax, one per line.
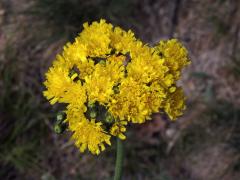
<box><xmin>113</xmin><ymin>138</ymin><xmax>124</xmax><ymax>180</ymax></box>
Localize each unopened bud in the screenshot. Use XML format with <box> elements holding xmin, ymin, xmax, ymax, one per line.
<box><xmin>99</xmin><ymin>60</ymin><xmax>106</xmax><ymax>65</ymax></box>
<box><xmin>113</xmin><ymin>85</ymin><xmax>120</xmax><ymax>94</ymax></box>
<box><xmin>69</xmin><ymin>69</ymin><xmax>76</xmax><ymax>77</ymax></box>
<box><xmin>54</xmin><ymin>120</ymin><xmax>67</xmax><ymax>134</ymax></box>
<box><xmin>105</xmin><ymin>112</ymin><xmax>114</xmax><ymax>124</ymax></box>
<box><xmin>90</xmin><ymin>111</ymin><xmax>97</xmax><ymax>118</ymax></box>
<box><xmin>87</xmin><ymin>102</ymin><xmax>95</xmax><ymax>108</ymax></box>
<box><xmin>54</xmin><ymin>123</ymin><xmax>63</xmax><ymax>134</ymax></box>
<box><xmin>56</xmin><ymin>111</ymin><xmax>65</xmax><ymax>123</ymax></box>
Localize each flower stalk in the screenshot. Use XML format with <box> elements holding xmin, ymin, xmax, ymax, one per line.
<box><xmin>114</xmin><ymin>138</ymin><xmax>124</xmax><ymax>180</ymax></box>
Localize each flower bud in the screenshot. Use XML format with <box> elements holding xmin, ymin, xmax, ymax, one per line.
<box><xmin>88</xmin><ymin>101</ymin><xmax>95</xmax><ymax>108</ymax></box>
<box><xmin>54</xmin><ymin>113</ymin><xmax>67</xmax><ymax>134</ymax></box>
<box><xmin>56</xmin><ymin>111</ymin><xmax>66</xmax><ymax>123</ymax></box>
<box><xmin>90</xmin><ymin>110</ymin><xmax>97</xmax><ymax>119</ymax></box>
<box><xmin>54</xmin><ymin>123</ymin><xmax>64</xmax><ymax>134</ymax></box>
<box><xmin>98</xmin><ymin>60</ymin><xmax>106</xmax><ymax>65</ymax></box>
<box><xmin>113</xmin><ymin>86</ymin><xmax>120</xmax><ymax>94</ymax></box>
<box><xmin>105</xmin><ymin>112</ymin><xmax>114</xmax><ymax>124</ymax></box>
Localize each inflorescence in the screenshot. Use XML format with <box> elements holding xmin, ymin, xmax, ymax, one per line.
<box><xmin>43</xmin><ymin>19</ymin><xmax>190</xmax><ymax>155</ymax></box>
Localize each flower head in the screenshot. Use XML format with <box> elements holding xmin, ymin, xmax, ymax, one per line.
<box><xmin>43</xmin><ymin>19</ymin><xmax>190</xmax><ymax>154</ymax></box>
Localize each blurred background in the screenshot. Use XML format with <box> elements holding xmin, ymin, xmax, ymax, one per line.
<box><xmin>0</xmin><ymin>0</ymin><xmax>240</xmax><ymax>179</ymax></box>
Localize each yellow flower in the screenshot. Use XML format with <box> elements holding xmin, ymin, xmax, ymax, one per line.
<box><xmin>43</xmin><ymin>65</ymin><xmax>73</xmax><ymax>105</ymax></box>
<box><xmin>110</xmin><ymin>27</ymin><xmax>136</xmax><ymax>54</ymax></box>
<box><xmin>43</xmin><ymin>19</ymin><xmax>190</xmax><ymax>155</ymax></box>
<box><xmin>110</xmin><ymin>121</ymin><xmax>128</xmax><ymax>140</ymax></box>
<box><xmin>85</xmin><ymin>55</ymin><xmax>125</xmax><ymax>104</ymax></box>
<box><xmin>76</xmin><ymin>19</ymin><xmax>113</xmax><ymax>57</ymax></box>
<box><xmin>163</xmin><ymin>87</ymin><xmax>186</xmax><ymax>120</ymax></box>
<box><xmin>154</xmin><ymin>39</ymin><xmax>190</xmax><ymax>80</ymax></box>
<box><xmin>62</xmin><ymin>41</ymin><xmax>88</xmax><ymax>63</ymax></box>
<box><xmin>59</xmin><ymin>82</ymin><xmax>87</xmax><ymax>106</ymax></box>
<box><xmin>109</xmin><ymin>78</ymin><xmax>167</xmax><ymax>123</ymax></box>
<box><xmin>71</xmin><ymin>119</ymin><xmax>111</xmax><ymax>155</ymax></box>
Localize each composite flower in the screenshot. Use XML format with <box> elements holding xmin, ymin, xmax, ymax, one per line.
<box><xmin>43</xmin><ymin>19</ymin><xmax>190</xmax><ymax>155</ymax></box>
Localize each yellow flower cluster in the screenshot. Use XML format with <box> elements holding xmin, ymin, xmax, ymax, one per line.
<box><xmin>43</xmin><ymin>19</ymin><xmax>190</xmax><ymax>155</ymax></box>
